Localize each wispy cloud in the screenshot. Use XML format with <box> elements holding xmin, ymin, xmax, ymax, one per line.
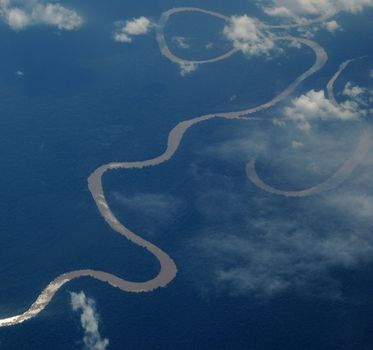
<box><xmin>172</xmin><ymin>36</ymin><xmax>190</xmax><ymax>49</ymax></box>
<box><xmin>113</xmin><ymin>192</ymin><xmax>183</xmax><ymax>233</ymax></box>
<box><xmin>71</xmin><ymin>291</ymin><xmax>109</xmax><ymax>350</ymax></box>
<box><xmin>186</xmin><ymin>169</ymin><xmax>373</xmax><ymax>298</ymax></box>
<box><xmin>192</xmin><ymin>216</ymin><xmax>373</xmax><ymax>298</ymax></box>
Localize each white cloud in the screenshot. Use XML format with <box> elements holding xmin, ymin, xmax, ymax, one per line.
<box><xmin>342</xmin><ymin>82</ymin><xmax>373</xmax><ymax>109</ymax></box>
<box><xmin>223</xmin><ymin>15</ymin><xmax>275</xmax><ymax>56</ymax></box>
<box><xmin>291</xmin><ymin>140</ymin><xmax>304</xmax><ymax>148</ymax></box>
<box><xmin>6</xmin><ymin>7</ymin><xmax>29</xmax><ymax>29</ymax></box>
<box><xmin>71</xmin><ymin>291</ymin><xmax>109</xmax><ymax>350</ymax></box>
<box><xmin>113</xmin><ymin>32</ymin><xmax>132</xmax><ymax>43</ymax></box>
<box><xmin>323</xmin><ymin>20</ymin><xmax>341</xmax><ymax>32</ymax></box>
<box><xmin>114</xmin><ymin>16</ymin><xmax>152</xmax><ymax>43</ymax></box>
<box><xmin>33</xmin><ymin>3</ymin><xmax>83</xmax><ymax>30</ymax></box>
<box><xmin>264</xmin><ymin>0</ymin><xmax>373</xmax><ymax>17</ymax></box>
<box><xmin>179</xmin><ymin>62</ymin><xmax>198</xmax><ymax>76</ymax></box>
<box><xmin>343</xmin><ymin>82</ymin><xmax>366</xmax><ymax>98</ymax></box>
<box><xmin>263</xmin><ymin>5</ymin><xmax>295</xmax><ymax>18</ymax></box>
<box><xmin>284</xmin><ymin>90</ymin><xmax>366</xmax><ymax>130</ymax></box>
<box><xmin>172</xmin><ymin>36</ymin><xmax>190</xmax><ymax>49</ymax></box>
<box><xmin>205</xmin><ymin>42</ymin><xmax>214</xmax><ymax>49</ymax></box>
<box><xmin>0</xmin><ymin>0</ymin><xmax>83</xmax><ymax>31</ymax></box>
<box><xmin>184</xmin><ymin>61</ymin><xmax>373</xmax><ymax>296</ymax></box>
